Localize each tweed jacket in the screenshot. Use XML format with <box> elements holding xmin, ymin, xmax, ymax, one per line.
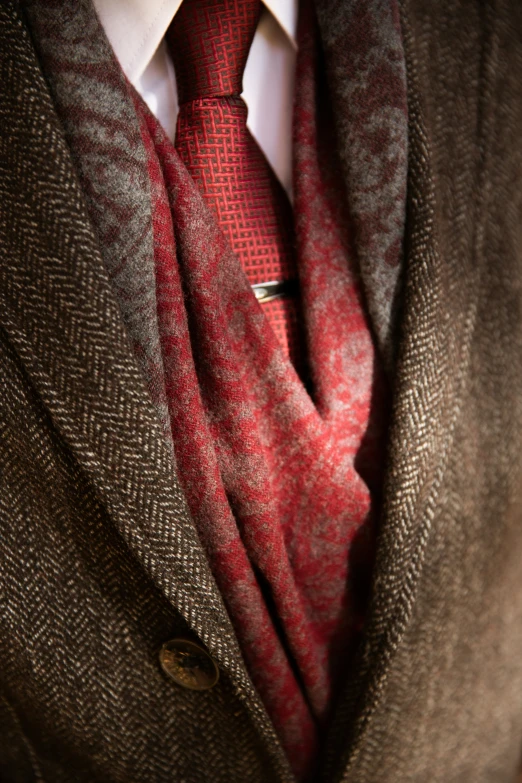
<box><xmin>1</xmin><ymin>1</ymin><xmax>522</xmax><ymax>782</ymax></box>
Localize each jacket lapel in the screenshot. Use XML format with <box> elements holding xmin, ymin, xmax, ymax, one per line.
<box><xmin>0</xmin><ymin>4</ymin><xmax>291</xmax><ymax>777</ymax></box>
<box><xmin>316</xmin><ymin>0</ymin><xmax>491</xmax><ymax>778</ymax></box>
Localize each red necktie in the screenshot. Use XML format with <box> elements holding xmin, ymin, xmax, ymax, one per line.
<box><xmin>167</xmin><ymin>0</ymin><xmax>304</xmax><ymax>371</ymax></box>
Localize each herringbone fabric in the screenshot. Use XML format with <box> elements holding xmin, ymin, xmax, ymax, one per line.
<box><xmin>168</xmin><ymin>0</ymin><xmax>304</xmax><ymax>369</ymax></box>
<box><xmin>2</xmin><ymin>1</ymin><xmax>522</xmax><ymax>782</ymax></box>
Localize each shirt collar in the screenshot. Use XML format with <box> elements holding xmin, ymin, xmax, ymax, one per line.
<box><xmin>93</xmin><ymin>0</ymin><xmax>298</xmax><ymax>85</ymax></box>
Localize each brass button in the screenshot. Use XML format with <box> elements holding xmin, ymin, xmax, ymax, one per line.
<box><xmin>159</xmin><ymin>638</ymin><xmax>219</xmax><ymax>691</ymax></box>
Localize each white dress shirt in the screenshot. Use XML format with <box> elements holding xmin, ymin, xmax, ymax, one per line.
<box><xmin>93</xmin><ymin>0</ymin><xmax>298</xmax><ymax>197</ymax></box>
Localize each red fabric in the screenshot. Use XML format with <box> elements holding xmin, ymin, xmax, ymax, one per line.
<box><xmin>167</xmin><ymin>0</ymin><xmax>305</xmax><ymax>372</ymax></box>
<box><xmin>128</xmin><ymin>2</ymin><xmax>389</xmax><ymax>779</ymax></box>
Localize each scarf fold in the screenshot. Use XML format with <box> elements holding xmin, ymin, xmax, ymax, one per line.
<box><xmin>315</xmin><ymin>0</ymin><xmax>409</xmax><ymax>366</ymax></box>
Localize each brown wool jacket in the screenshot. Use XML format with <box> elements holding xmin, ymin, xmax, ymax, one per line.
<box><xmin>1</xmin><ymin>1</ymin><xmax>522</xmax><ymax>781</ymax></box>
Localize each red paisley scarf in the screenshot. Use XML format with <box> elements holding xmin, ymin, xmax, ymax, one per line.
<box><xmin>129</xmin><ymin>5</ymin><xmax>390</xmax><ymax>778</ymax></box>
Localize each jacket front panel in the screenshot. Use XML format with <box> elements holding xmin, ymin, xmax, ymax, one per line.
<box><xmin>1</xmin><ymin>1</ymin><xmax>522</xmax><ymax>782</ymax></box>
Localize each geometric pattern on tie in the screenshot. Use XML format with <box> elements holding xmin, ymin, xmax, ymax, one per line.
<box><xmin>167</xmin><ymin>0</ymin><xmax>306</xmax><ymax>371</ymax></box>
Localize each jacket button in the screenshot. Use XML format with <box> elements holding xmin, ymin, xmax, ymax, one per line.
<box><xmin>159</xmin><ymin>638</ymin><xmax>220</xmax><ymax>690</ymax></box>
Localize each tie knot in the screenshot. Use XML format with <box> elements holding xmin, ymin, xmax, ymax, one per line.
<box><xmin>167</xmin><ymin>0</ymin><xmax>262</xmax><ymax>104</ymax></box>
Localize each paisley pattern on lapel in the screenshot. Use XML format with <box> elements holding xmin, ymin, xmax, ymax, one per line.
<box><xmin>314</xmin><ymin>0</ymin><xmax>409</xmax><ymax>368</ymax></box>
<box><xmin>24</xmin><ymin>0</ymin><xmax>175</xmax><ymax>457</ymax></box>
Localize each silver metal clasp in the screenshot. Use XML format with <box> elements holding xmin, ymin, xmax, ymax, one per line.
<box><xmin>251</xmin><ymin>280</ymin><xmax>298</xmax><ymax>304</ymax></box>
